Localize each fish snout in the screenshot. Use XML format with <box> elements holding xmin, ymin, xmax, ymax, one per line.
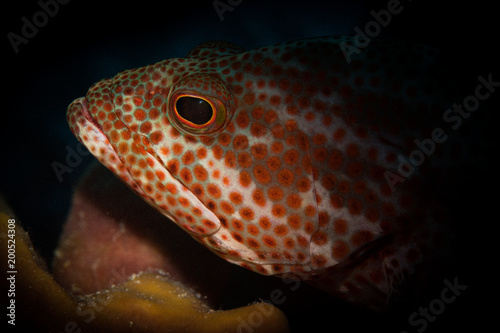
<box><xmin>66</xmin><ymin>97</ymin><xmax>88</xmax><ymax>137</ymax></box>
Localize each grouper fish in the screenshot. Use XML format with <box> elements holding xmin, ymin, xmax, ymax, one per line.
<box><xmin>67</xmin><ymin>36</ymin><xmax>453</xmax><ymax>310</ymax></box>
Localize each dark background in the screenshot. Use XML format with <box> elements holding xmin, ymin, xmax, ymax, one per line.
<box><xmin>2</xmin><ymin>0</ymin><xmax>497</xmax><ymax>331</ymax></box>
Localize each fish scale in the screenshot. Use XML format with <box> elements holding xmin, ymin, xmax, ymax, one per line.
<box><xmin>67</xmin><ymin>36</ymin><xmax>450</xmax><ymax>310</ymax></box>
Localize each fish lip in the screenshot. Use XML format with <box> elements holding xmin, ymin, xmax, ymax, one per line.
<box><xmin>80</xmin><ymin>98</ymin><xmax>103</xmax><ymax>132</ymax></box>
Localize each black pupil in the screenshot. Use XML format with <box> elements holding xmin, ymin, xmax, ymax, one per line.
<box><xmin>176</xmin><ymin>97</ymin><xmax>213</xmax><ymax>125</ymax></box>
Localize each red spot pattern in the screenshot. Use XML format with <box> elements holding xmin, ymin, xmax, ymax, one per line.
<box><xmin>67</xmin><ymin>36</ymin><xmax>448</xmax><ymax>309</ymax></box>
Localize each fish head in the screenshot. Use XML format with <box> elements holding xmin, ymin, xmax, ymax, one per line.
<box><xmin>66</xmin><ymin>65</ymin><xmax>233</xmax><ymax>236</ymax></box>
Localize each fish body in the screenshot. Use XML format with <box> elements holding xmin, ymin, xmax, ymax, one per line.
<box><xmin>67</xmin><ymin>36</ymin><xmax>448</xmax><ymax>309</ymax></box>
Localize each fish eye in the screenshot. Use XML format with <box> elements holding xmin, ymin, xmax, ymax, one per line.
<box><xmin>167</xmin><ymin>73</ymin><xmax>234</xmax><ymax>135</ymax></box>
<box><xmin>175</xmin><ymin>96</ymin><xmax>214</xmax><ymax>126</ymax></box>
<box><xmin>168</xmin><ymin>92</ymin><xmax>228</xmax><ymax>135</ymax></box>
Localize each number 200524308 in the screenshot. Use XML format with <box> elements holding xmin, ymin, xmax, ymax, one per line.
<box><xmin>7</xmin><ymin>219</ymin><xmax>16</xmax><ymax>267</ymax></box>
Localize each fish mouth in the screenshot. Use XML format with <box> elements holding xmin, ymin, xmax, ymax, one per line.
<box><xmin>67</xmin><ymin>96</ymin><xmax>150</xmax><ymax>198</ymax></box>
<box><xmin>66</xmin><ymin>77</ymin><xmax>117</xmax><ymax>146</ymax></box>
<box><xmin>80</xmin><ymin>98</ymin><xmax>103</xmax><ymax>132</ymax></box>
<box><xmin>66</xmin><ymin>97</ymin><xmax>105</xmax><ymax>143</ymax></box>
